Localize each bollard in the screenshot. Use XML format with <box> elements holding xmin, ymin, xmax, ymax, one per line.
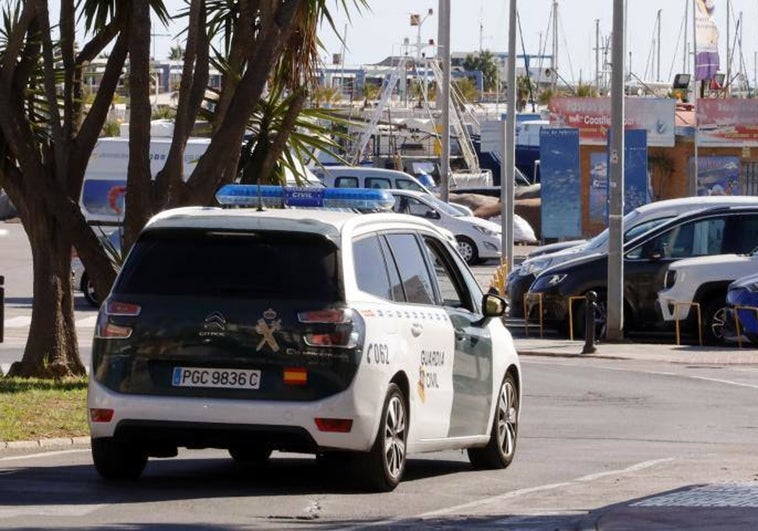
<box><xmin>0</xmin><ymin>274</ymin><xmax>4</xmax><ymax>343</ymax></box>
<box><xmin>582</xmin><ymin>290</ymin><xmax>597</xmax><ymax>354</ymax></box>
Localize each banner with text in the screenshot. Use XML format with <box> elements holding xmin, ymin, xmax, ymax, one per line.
<box><xmin>540</xmin><ymin>128</ymin><xmax>581</xmax><ymax>239</ymax></box>
<box><xmin>548</xmin><ymin>97</ymin><xmax>675</xmax><ymax>147</ymax></box>
<box><xmin>697</xmin><ymin>99</ymin><xmax>758</xmax><ymax>146</ymax></box>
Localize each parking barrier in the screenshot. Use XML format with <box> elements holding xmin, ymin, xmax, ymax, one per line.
<box><xmin>0</xmin><ymin>275</ymin><xmax>3</xmax><ymax>343</ymax></box>
<box><xmin>673</xmin><ymin>301</ymin><xmax>702</xmax><ymax>346</ymax></box>
<box><xmin>567</xmin><ymin>296</ymin><xmax>586</xmax><ymax>341</ymax></box>
<box><xmin>522</xmin><ymin>292</ymin><xmax>543</xmax><ymax>338</ymax></box>
<box><xmin>734</xmin><ymin>305</ymin><xmax>758</xmax><ymax>349</ymax></box>
<box><xmin>489</xmin><ymin>259</ymin><xmax>508</xmax><ymax>297</ymax></box>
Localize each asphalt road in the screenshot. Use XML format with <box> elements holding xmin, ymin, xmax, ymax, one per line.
<box><xmin>1</xmin><ymin>357</ymin><xmax>757</xmax><ymax>528</ymax></box>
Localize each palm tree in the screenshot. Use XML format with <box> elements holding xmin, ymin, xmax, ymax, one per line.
<box><xmin>168</xmin><ymin>45</ymin><xmax>184</xmax><ymax>60</ymax></box>
<box><xmin>462</xmin><ymin>50</ymin><xmax>499</xmax><ymax>93</ymax></box>
<box><xmin>0</xmin><ymin>0</ymin><xmax>364</xmax><ymax>378</ymax></box>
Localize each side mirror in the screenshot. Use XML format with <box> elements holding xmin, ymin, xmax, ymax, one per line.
<box><xmin>644</xmin><ymin>242</ymin><xmax>665</xmax><ymax>260</ymax></box>
<box><xmin>424</xmin><ymin>208</ymin><xmax>440</xmax><ymax>219</ymax></box>
<box><xmin>482</xmin><ymin>293</ymin><xmax>508</xmax><ymax>318</ymax></box>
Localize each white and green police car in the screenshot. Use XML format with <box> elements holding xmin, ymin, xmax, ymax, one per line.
<box><xmin>88</xmin><ymin>185</ymin><xmax>522</xmax><ymax>491</ymax></box>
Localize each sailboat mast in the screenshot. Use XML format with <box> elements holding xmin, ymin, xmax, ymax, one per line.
<box><xmin>683</xmin><ymin>0</ymin><xmax>689</xmax><ymax>74</ymax></box>
<box><xmin>656</xmin><ymin>9</ymin><xmax>662</xmax><ymax>82</ymax></box>
<box><xmin>552</xmin><ymin>0</ymin><xmax>558</xmax><ymax>92</ymax></box>
<box><xmin>726</xmin><ymin>0</ymin><xmax>731</xmax><ymax>95</ymax></box>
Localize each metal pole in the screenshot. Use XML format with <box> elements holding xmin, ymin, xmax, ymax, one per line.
<box><xmin>501</xmin><ymin>0</ymin><xmax>517</xmax><ymax>274</ymax></box>
<box><xmin>691</xmin><ymin>0</ymin><xmax>698</xmax><ymax>197</ymax></box>
<box><xmin>439</xmin><ymin>0</ymin><xmax>451</xmax><ymax>202</ymax></box>
<box><xmin>656</xmin><ymin>9</ymin><xmax>662</xmax><ymax>82</ymax></box>
<box><xmin>683</xmin><ymin>0</ymin><xmax>689</xmax><ymax>74</ymax></box>
<box><xmin>595</xmin><ymin>19</ymin><xmax>601</xmax><ymax>92</ymax></box>
<box><xmin>0</xmin><ymin>275</ymin><xmax>4</xmax><ymax>343</ymax></box>
<box><xmin>607</xmin><ymin>0</ymin><xmax>625</xmax><ymax>342</ymax></box>
<box><xmin>551</xmin><ymin>1</ymin><xmax>558</xmax><ymax>93</ymax></box>
<box><xmin>726</xmin><ymin>0</ymin><xmax>731</xmax><ymax>96</ymax></box>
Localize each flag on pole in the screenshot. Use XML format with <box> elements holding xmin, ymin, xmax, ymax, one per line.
<box><xmin>694</xmin><ymin>0</ymin><xmax>719</xmax><ymax>80</ymax></box>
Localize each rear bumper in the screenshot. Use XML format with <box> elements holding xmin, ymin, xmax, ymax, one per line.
<box><xmin>87</xmin><ymin>378</ymin><xmax>381</xmax><ymax>453</ymax></box>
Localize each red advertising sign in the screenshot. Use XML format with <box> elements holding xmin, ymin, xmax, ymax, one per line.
<box><xmin>548</xmin><ymin>97</ymin><xmax>675</xmax><ymax>146</ymax></box>
<box><xmin>697</xmin><ymin>99</ymin><xmax>758</xmax><ymax>147</ymax></box>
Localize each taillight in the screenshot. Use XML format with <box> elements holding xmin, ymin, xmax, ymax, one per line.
<box><xmin>314</xmin><ymin>418</ymin><xmax>353</xmax><ymax>433</ymax></box>
<box><xmin>95</xmin><ymin>299</ymin><xmax>141</xmax><ymax>339</ymax></box>
<box><xmin>106</xmin><ymin>300</ymin><xmax>141</xmax><ymax>316</ymax></box>
<box><xmin>298</xmin><ymin>308</ymin><xmax>362</xmax><ymax>348</ymax></box>
<box><xmin>89</xmin><ymin>408</ymin><xmax>114</xmax><ymax>423</ymax></box>
<box><xmin>297</xmin><ymin>309</ymin><xmax>350</xmax><ymax>324</ymax></box>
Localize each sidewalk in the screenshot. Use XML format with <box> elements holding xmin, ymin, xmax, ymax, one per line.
<box><xmin>515</xmin><ymin>336</ymin><xmax>758</xmax><ymax>365</ymax></box>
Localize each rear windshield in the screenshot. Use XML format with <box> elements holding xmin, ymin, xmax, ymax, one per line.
<box><xmin>114</xmin><ymin>229</ymin><xmax>340</xmax><ymax>301</ymax></box>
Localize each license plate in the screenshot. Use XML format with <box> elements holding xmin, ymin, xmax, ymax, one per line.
<box><xmin>172</xmin><ymin>367</ymin><xmax>261</xmax><ymax>389</ymax></box>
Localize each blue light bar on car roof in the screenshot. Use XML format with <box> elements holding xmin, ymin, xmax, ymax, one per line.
<box><xmin>215</xmin><ymin>185</ymin><xmax>395</xmax><ymax>211</ymax></box>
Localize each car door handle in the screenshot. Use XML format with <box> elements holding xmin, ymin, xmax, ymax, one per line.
<box><xmin>411</xmin><ymin>323</ymin><xmax>423</xmax><ymax>337</ymax></box>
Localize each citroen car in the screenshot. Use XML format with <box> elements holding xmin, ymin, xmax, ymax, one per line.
<box><xmin>87</xmin><ymin>185</ymin><xmax>522</xmax><ymax>492</ymax></box>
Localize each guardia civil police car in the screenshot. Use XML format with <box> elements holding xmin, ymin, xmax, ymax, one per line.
<box><xmin>87</xmin><ymin>185</ymin><xmax>522</xmax><ymax>491</ymax></box>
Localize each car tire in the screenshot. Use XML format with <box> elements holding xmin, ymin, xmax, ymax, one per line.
<box><xmin>81</xmin><ymin>273</ymin><xmax>100</xmax><ymax>307</ymax></box>
<box><xmin>352</xmin><ymin>383</ymin><xmax>407</xmax><ymax>492</ymax></box>
<box><xmin>228</xmin><ymin>445</ymin><xmax>272</xmax><ymax>465</ymax></box>
<box><xmin>91</xmin><ymin>437</ymin><xmax>147</xmax><ymax>480</ymax></box>
<box><xmin>702</xmin><ymin>296</ymin><xmax>730</xmax><ymax>345</ymax></box>
<box><xmin>456</xmin><ymin>236</ymin><xmax>479</xmax><ymax>265</ymax></box>
<box><xmin>468</xmin><ymin>372</ymin><xmax>519</xmax><ymax>469</ymax></box>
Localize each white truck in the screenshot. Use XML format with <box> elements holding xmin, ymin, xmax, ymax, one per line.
<box><xmin>657</xmin><ymin>249</ymin><xmax>758</xmax><ymax>343</ymax></box>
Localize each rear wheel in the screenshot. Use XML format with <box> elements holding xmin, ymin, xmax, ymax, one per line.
<box><xmin>352</xmin><ymin>383</ymin><xmax>407</xmax><ymax>492</ymax></box>
<box><xmin>456</xmin><ymin>236</ymin><xmax>479</xmax><ymax>265</ymax></box>
<box><xmin>92</xmin><ymin>438</ymin><xmax>147</xmax><ymax>480</ymax></box>
<box><xmin>81</xmin><ymin>273</ymin><xmax>100</xmax><ymax>307</ymax></box>
<box><xmin>468</xmin><ymin>373</ymin><xmax>519</xmax><ymax>469</ymax></box>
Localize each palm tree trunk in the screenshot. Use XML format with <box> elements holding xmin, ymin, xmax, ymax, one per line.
<box><xmin>8</xmin><ymin>203</ymin><xmax>85</xmax><ymax>378</ymax></box>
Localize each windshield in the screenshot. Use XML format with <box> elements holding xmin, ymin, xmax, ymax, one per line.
<box><xmin>584</xmin><ymin>212</ymin><xmax>675</xmax><ymax>251</ymax></box>
<box><xmin>423</xmin><ymin>194</ymin><xmax>467</xmax><ymax>217</ymax></box>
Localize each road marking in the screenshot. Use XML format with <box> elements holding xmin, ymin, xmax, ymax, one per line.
<box><xmin>522</xmin><ymin>359</ymin><xmax>758</xmax><ymax>390</ymax></box>
<box><xmin>0</xmin><ymin>449</ymin><xmax>89</xmax><ymax>463</ymax></box>
<box><xmin>418</xmin><ymin>458</ymin><xmax>673</xmax><ymax>518</ymax></box>
<box><xmin>341</xmin><ymin>458</ymin><xmax>674</xmax><ymax>530</ymax></box>
<box><xmin>3</xmin><ymin>316</ymin><xmax>31</xmax><ymax>328</ymax></box>
<box><xmin>3</xmin><ymin>315</ymin><xmax>97</xmax><ymax>329</ymax></box>
<box><xmin>0</xmin><ymin>505</ymin><xmax>107</xmax><ymax>518</ymax></box>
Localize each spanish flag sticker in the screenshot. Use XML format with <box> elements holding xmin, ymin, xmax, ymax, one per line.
<box><xmin>283</xmin><ymin>367</ymin><xmax>307</xmax><ymax>385</ymax></box>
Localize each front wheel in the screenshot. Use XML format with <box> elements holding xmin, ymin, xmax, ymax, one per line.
<box><xmin>456</xmin><ymin>236</ymin><xmax>479</xmax><ymax>265</ymax></box>
<box><xmin>352</xmin><ymin>383</ymin><xmax>407</xmax><ymax>492</ymax></box>
<box><xmin>702</xmin><ymin>296</ymin><xmax>730</xmax><ymax>345</ymax></box>
<box><xmin>468</xmin><ymin>373</ymin><xmax>519</xmax><ymax>469</ymax></box>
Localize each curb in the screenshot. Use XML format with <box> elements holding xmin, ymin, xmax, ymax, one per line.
<box><xmin>1</xmin><ymin>436</ymin><xmax>90</xmax><ymax>452</ymax></box>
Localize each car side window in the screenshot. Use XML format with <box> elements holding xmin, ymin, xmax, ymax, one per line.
<box><xmin>396</xmin><ymin>179</ymin><xmax>424</xmax><ymax>192</ymax></box>
<box><xmin>384</xmin><ymin>233</ymin><xmax>435</xmax><ymax>304</ymax></box>
<box><xmin>352</xmin><ymin>235</ymin><xmax>393</xmax><ymax>300</ymax></box>
<box><xmin>335</xmin><ymin>176</ymin><xmax>359</xmax><ymax>188</ymax></box>
<box><xmin>628</xmin><ymin>217</ymin><xmax>726</xmax><ymax>259</ymax></box>
<box><xmin>392</xmin><ymin>196</ymin><xmax>431</xmax><ymax>217</ymax></box>
<box><xmin>365</xmin><ymin>177</ymin><xmax>392</xmax><ymax>189</ymax></box>
<box><xmin>422</xmin><ymin>237</ymin><xmax>473</xmax><ymax>312</ymax></box>
<box><xmin>724</xmin><ymin>213</ymin><xmax>758</xmax><ymax>254</ymax></box>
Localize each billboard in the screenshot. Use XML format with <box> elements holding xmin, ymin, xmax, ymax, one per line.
<box><xmin>697</xmin><ymin>99</ymin><xmax>758</xmax><ymax>147</ymax></box>
<box><xmin>693</xmin><ymin>156</ymin><xmax>740</xmax><ymax>196</ymax></box>
<box><xmin>549</xmin><ymin>97</ymin><xmax>675</xmax><ymax>147</ymax></box>
<box><xmin>540</xmin><ymin>128</ymin><xmax>581</xmax><ymax>239</ymax></box>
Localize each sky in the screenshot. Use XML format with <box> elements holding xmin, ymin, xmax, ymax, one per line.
<box><xmin>309</xmin><ymin>0</ymin><xmax>758</xmax><ymax>85</ymax></box>
<box><xmin>97</xmin><ymin>0</ymin><xmax>758</xmax><ymax>87</ymax></box>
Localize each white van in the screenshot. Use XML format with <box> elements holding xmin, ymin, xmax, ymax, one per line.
<box><xmin>311</xmin><ymin>166</ymin><xmax>433</xmax><ymax>193</ymax></box>
<box><xmin>79</xmin><ymin>137</ymin><xmax>211</xmax><ymax>226</ymax></box>
<box><xmin>80</xmin><ymin>137</ymin><xmax>321</xmax><ymax>225</ymax></box>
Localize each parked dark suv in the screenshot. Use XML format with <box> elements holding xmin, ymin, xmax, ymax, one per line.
<box><xmin>526</xmin><ymin>206</ymin><xmax>758</xmax><ymax>338</ymax></box>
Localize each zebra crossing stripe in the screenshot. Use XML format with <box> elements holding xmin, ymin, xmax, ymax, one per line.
<box><xmin>3</xmin><ymin>315</ymin><xmax>97</xmax><ymax>329</ymax></box>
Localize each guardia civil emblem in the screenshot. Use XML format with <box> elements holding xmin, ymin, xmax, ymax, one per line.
<box><xmin>255</xmin><ymin>308</ymin><xmax>281</xmax><ymax>352</ymax></box>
